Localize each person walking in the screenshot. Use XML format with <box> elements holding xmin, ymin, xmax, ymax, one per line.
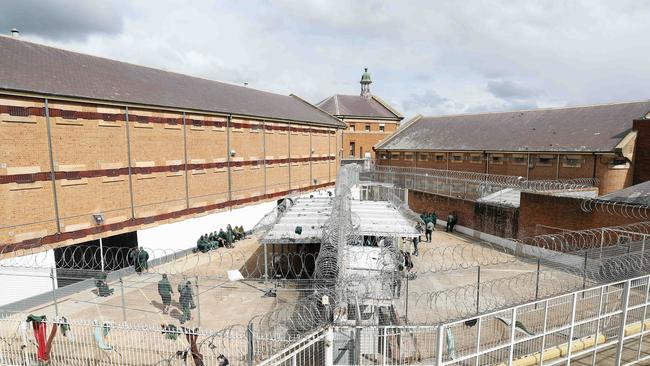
<box><xmin>158</xmin><ymin>274</ymin><xmax>173</xmax><ymax>314</ymax></box>
<box><xmin>179</xmin><ymin>281</ymin><xmax>192</xmax><ymax>324</ymax></box>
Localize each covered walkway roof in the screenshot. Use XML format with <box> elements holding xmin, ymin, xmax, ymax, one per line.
<box><xmin>260</xmin><ymin>197</ymin><xmax>420</xmax><ymax>245</ymax></box>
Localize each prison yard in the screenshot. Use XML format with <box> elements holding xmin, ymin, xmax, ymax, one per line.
<box><xmin>2</xmin><ymin>32</ymin><xmax>650</xmax><ymax>366</ymax></box>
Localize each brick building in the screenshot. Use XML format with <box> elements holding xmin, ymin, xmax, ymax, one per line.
<box><xmin>0</xmin><ymin>36</ymin><xmax>346</xmax><ymax>253</ymax></box>
<box><xmin>317</xmin><ymin>68</ymin><xmax>403</xmax><ymax>159</ymax></box>
<box><xmin>376</xmin><ymin>102</ymin><xmax>650</xmax><ymax>194</ymax></box>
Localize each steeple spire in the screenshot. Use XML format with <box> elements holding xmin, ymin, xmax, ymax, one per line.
<box><xmin>360</xmin><ymin>67</ymin><xmax>372</xmax><ymax>98</ymax></box>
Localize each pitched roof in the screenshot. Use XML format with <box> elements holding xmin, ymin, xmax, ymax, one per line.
<box><xmin>317</xmin><ymin>94</ymin><xmax>402</xmax><ymax>120</ymax></box>
<box><xmin>376</xmin><ymin>101</ymin><xmax>650</xmax><ymax>152</ymax></box>
<box><xmin>0</xmin><ymin>36</ymin><xmax>344</xmax><ymax>128</ymax></box>
<box><xmin>598</xmin><ymin>180</ymin><xmax>650</xmax><ymax>206</ymax></box>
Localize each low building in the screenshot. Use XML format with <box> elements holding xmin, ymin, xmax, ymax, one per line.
<box><xmin>375</xmin><ymin>102</ymin><xmax>650</xmax><ymax>194</ymax></box>
<box><xmin>317</xmin><ymin>68</ymin><xmax>403</xmax><ymax>160</ymax></box>
<box><xmin>0</xmin><ymin>36</ymin><xmax>345</xmax><ymax>253</ymax></box>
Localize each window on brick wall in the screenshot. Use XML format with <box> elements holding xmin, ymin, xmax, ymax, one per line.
<box><xmin>379</xmin><ymin>124</ymin><xmax>385</xmax><ymax>132</ymax></box>
<box><xmin>365</xmin><ymin>124</ymin><xmax>371</xmax><ymax>132</ymax></box>
<box><xmin>380</xmin><ymin>153</ymin><xmax>388</xmax><ymax>159</ymax></box>
<box><xmin>349</xmin><ymin>142</ymin><xmax>355</xmax><ymax>158</ymax></box>
<box><xmin>511</xmin><ymin>154</ymin><xmax>527</xmax><ymax>165</ymax></box>
<box><xmin>62</xmin><ymin>110</ymin><xmax>76</xmax><ymax>119</ymax></box>
<box><xmin>8</xmin><ymin>106</ymin><xmax>29</xmax><ymax>116</ymax></box>
<box><xmin>537</xmin><ymin>155</ymin><xmax>554</xmax><ymax>166</ymax></box>
<box><xmin>470</xmin><ymin>154</ymin><xmax>482</xmax><ymax>164</ymax></box>
<box><xmin>435</xmin><ymin>154</ymin><xmax>446</xmax><ymax>162</ymax></box>
<box><xmin>404</xmin><ymin>153</ymin><xmax>414</xmax><ymax>161</ymax></box>
<box><xmin>391</xmin><ymin>152</ymin><xmax>401</xmax><ymax>160</ymax></box>
<box><xmin>349</xmin><ymin>124</ymin><xmax>355</xmax><ymax>132</ymax></box>
<box><xmin>562</xmin><ymin>155</ymin><xmax>582</xmax><ymax>168</ymax></box>
<box><xmin>418</xmin><ymin>153</ymin><xmax>429</xmax><ymax>161</ymax></box>
<box><xmin>451</xmin><ymin>153</ymin><xmax>463</xmax><ymax>163</ymax></box>
<box><xmin>490</xmin><ymin>154</ymin><xmax>504</xmax><ymax>164</ymax></box>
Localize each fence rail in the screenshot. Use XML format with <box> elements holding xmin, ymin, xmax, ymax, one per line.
<box><xmin>259</xmin><ymin>273</ymin><xmax>650</xmax><ymax>365</ymax></box>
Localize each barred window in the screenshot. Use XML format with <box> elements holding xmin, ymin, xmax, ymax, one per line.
<box><xmin>62</xmin><ymin>110</ymin><xmax>76</xmax><ymax>119</ymax></box>
<box><xmin>8</xmin><ymin>106</ymin><xmax>29</xmax><ymax>116</ymax></box>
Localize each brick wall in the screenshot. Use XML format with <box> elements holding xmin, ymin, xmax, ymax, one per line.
<box><xmin>0</xmin><ymin>94</ymin><xmax>340</xmax><ymax>252</ymax></box>
<box><xmin>377</xmin><ymin>149</ymin><xmax>633</xmax><ymax>193</ymax></box>
<box><xmin>518</xmin><ymin>192</ymin><xmax>638</xmax><ymax>238</ymax></box>
<box><xmin>408</xmin><ymin>190</ymin><xmax>519</xmax><ymax>238</ymax></box>
<box><xmin>342</xmin><ymin>118</ymin><xmax>399</xmax><ymax>159</ymax></box>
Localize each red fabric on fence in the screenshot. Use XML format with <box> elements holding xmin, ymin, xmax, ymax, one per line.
<box><xmin>31</xmin><ymin>321</ymin><xmax>47</xmax><ymax>361</ymax></box>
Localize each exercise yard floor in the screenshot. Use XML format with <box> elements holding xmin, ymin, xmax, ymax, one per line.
<box><xmin>23</xmin><ymin>235</ymin><xmax>308</xmax><ymax>331</ymax></box>
<box><xmin>22</xmin><ymin>228</ymin><xmax>582</xmax><ymax>331</ymax></box>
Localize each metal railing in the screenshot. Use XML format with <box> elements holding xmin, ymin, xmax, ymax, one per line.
<box><xmin>260</xmin><ymin>273</ymin><xmax>650</xmax><ymax>365</ymax></box>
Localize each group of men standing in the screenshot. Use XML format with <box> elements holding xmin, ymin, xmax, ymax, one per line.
<box><xmin>196</xmin><ymin>224</ymin><xmax>246</xmax><ymax>253</ymax></box>
<box><xmin>157</xmin><ymin>274</ymin><xmax>197</xmax><ymax>324</ymax></box>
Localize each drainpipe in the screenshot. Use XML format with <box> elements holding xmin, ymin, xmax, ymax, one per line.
<box><xmin>485</xmin><ymin>151</ymin><xmax>489</xmax><ymax>174</ymax></box>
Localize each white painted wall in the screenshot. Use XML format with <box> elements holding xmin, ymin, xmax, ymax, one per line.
<box><xmin>137</xmin><ymin>189</ymin><xmax>334</xmax><ymax>259</ymax></box>
<box><xmin>0</xmin><ymin>249</ymin><xmax>56</xmax><ymax>306</ymax></box>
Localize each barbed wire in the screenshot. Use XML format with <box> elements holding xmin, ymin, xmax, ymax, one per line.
<box><xmin>581</xmin><ymin>198</ymin><xmax>650</xmax><ymax>220</ymax></box>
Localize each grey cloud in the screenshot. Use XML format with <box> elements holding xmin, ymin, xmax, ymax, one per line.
<box><xmin>487</xmin><ymin>80</ymin><xmax>537</xmax><ymax>99</ymax></box>
<box><xmin>0</xmin><ymin>0</ymin><xmax>123</xmax><ymax>41</ymax></box>
<box><xmin>402</xmin><ymin>90</ymin><xmax>467</xmax><ymax>116</ymax></box>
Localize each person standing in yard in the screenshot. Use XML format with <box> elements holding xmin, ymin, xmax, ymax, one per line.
<box><xmin>158</xmin><ymin>274</ymin><xmax>173</xmax><ymax>314</ymax></box>
<box><xmin>426</xmin><ymin>220</ymin><xmax>434</xmax><ymax>242</ymax></box>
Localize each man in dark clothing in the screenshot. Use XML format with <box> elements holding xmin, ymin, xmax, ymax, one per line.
<box><xmin>217</xmin><ymin>229</ymin><xmax>227</xmax><ymax>247</ymax></box>
<box><xmin>197</xmin><ymin>235</ymin><xmax>209</xmax><ymax>253</ymax></box>
<box><xmin>130</xmin><ymin>247</ymin><xmax>149</xmax><ymax>274</ymax></box>
<box><xmin>95</xmin><ymin>272</ymin><xmax>113</xmax><ymax>297</ymax></box>
<box><xmin>158</xmin><ymin>274</ymin><xmax>173</xmax><ymax>314</ymax></box>
<box><xmin>412</xmin><ymin>236</ymin><xmax>419</xmax><ymax>256</ymax></box>
<box><xmin>226</xmin><ymin>224</ymin><xmax>234</xmax><ymax>248</ymax></box>
<box><xmin>179</xmin><ymin>281</ymin><xmax>193</xmax><ymax>323</ymax></box>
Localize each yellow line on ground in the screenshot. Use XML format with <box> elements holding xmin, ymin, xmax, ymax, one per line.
<box><xmin>137</xmin><ymin>288</ymin><xmax>166</xmax><ymax>323</ymax></box>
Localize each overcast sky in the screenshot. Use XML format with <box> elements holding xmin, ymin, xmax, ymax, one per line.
<box><xmin>2</xmin><ymin>0</ymin><xmax>650</xmax><ymax>118</ymax></box>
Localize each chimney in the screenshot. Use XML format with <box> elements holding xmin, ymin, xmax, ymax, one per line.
<box><xmin>10</xmin><ymin>28</ymin><xmax>19</xmax><ymax>38</ymax></box>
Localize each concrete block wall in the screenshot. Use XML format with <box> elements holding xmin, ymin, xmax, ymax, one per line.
<box><xmin>0</xmin><ymin>94</ymin><xmax>341</xmax><ymax>252</ymax></box>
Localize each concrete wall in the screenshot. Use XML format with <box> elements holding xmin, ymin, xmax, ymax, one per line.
<box><xmin>0</xmin><ymin>94</ymin><xmax>341</xmax><ymax>253</ymax></box>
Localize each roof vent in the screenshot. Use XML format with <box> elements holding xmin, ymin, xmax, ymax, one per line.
<box><xmin>10</xmin><ymin>28</ymin><xmax>19</xmax><ymax>38</ymax></box>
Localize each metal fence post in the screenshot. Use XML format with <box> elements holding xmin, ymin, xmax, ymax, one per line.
<box><xmin>615</xmin><ymin>280</ymin><xmax>631</xmax><ymax>366</ymax></box>
<box><xmin>247</xmin><ymin>321</ymin><xmax>254</xmax><ymax>366</ymax></box>
<box><xmin>534</xmin><ymin>258</ymin><xmax>541</xmax><ymax>305</ymax></box>
<box><xmin>49</xmin><ymin>268</ymin><xmax>59</xmax><ymax>316</ymax></box>
<box><xmin>435</xmin><ymin>325</ymin><xmax>444</xmax><ymax>366</ymax></box>
<box><xmin>476</xmin><ymin>266</ymin><xmax>481</xmax><ymax>314</ymax></box>
<box><xmin>325</xmin><ymin>326</ymin><xmax>334</xmax><ymax>366</ymax></box>
<box><xmin>195</xmin><ymin>276</ymin><xmax>201</xmax><ymax>327</ymax></box>
<box><xmin>582</xmin><ymin>251</ymin><xmax>589</xmax><ymax>291</ymax></box>
<box><xmin>120</xmin><ymin>277</ymin><xmax>127</xmax><ymax>322</ymax></box>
